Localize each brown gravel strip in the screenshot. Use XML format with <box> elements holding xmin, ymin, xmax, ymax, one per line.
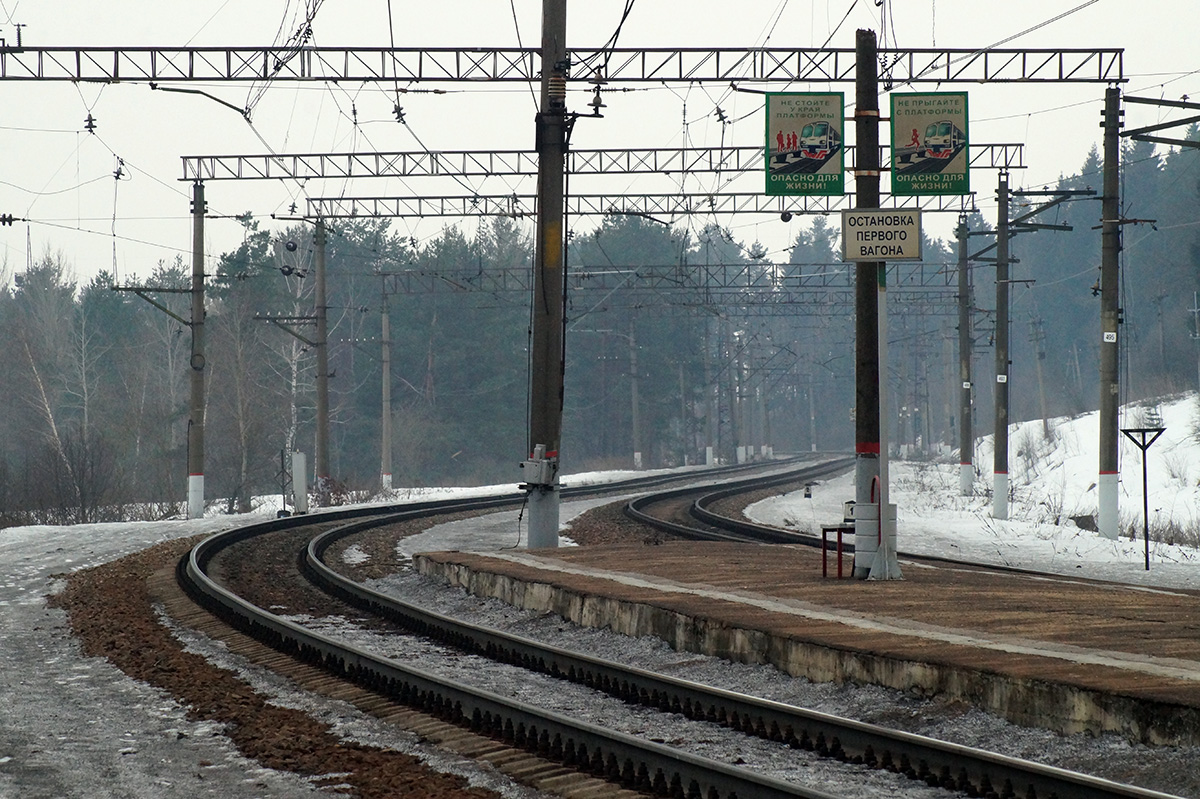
<box><xmin>41</xmin><ymin>485</ymin><xmax>793</xmax><ymax>798</ymax></box>
<box><xmin>561</xmin><ymin>501</ymin><xmax>679</xmax><ymax>546</ymax></box>
<box><xmin>48</xmin><ymin>535</ymin><xmax>502</xmax><ymax>799</ymax></box>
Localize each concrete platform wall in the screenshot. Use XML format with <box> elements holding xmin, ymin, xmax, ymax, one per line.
<box><xmin>415</xmin><ymin>554</ymin><xmax>1200</xmax><ymax>746</ymax></box>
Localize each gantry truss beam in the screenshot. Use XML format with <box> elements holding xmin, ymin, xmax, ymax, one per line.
<box><xmin>182</xmin><ymin>144</ymin><xmax>1025</xmax><ymax>181</ymax></box>
<box><xmin>464</xmin><ymin>288</ymin><xmax>955</xmax><ymax>318</ymax></box>
<box><xmin>381</xmin><ymin>261</ymin><xmax>955</xmax><ymax>295</ymax></box>
<box><xmin>381</xmin><ymin>262</ymin><xmax>957</xmax><ymax>317</ymax></box>
<box><xmin>308</xmin><ymin>191</ymin><xmax>975</xmax><ymax>219</ymax></box>
<box><xmin>0</xmin><ymin>46</ymin><xmax>1123</xmax><ymax>84</ymax></box>
<box><xmin>580</xmin><ymin>290</ymin><xmax>955</xmax><ymax>317</ymax></box>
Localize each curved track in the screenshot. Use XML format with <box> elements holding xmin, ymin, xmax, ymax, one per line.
<box><xmin>177</xmin><ymin>460</ymin><xmax>1184</xmax><ymax>799</ymax></box>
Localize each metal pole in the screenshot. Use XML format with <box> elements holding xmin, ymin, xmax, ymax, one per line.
<box><xmin>380</xmin><ymin>282</ymin><xmax>392</xmax><ymax>490</ymax></box>
<box><xmin>314</xmin><ymin>218</ymin><xmax>331</xmax><ymax>499</ymax></box>
<box><xmin>1098</xmin><ymin>87</ymin><xmax>1123</xmax><ymax>539</ymax></box>
<box><xmin>1141</xmin><ymin>448</ymin><xmax>1150</xmax><ymax>570</ymax></box>
<box><xmin>187</xmin><ymin>181</ymin><xmax>206</xmax><ymax>519</ymax></box>
<box><xmin>525</xmin><ymin>0</ymin><xmax>567</xmax><ymax>548</ymax></box>
<box><xmin>1122</xmin><ymin>427</ymin><xmax>1164</xmax><ymax>571</ymax></box>
<box><xmin>853</xmin><ymin>28</ymin><xmax>882</xmax><ymax>577</ymax></box>
<box><xmin>956</xmin><ymin>215</ymin><xmax>974</xmax><ymax>495</ymax></box>
<box><xmin>993</xmin><ymin>171</ymin><xmax>1010</xmax><ymax>520</ymax></box>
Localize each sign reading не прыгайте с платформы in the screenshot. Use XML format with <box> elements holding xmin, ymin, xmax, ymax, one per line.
<box><xmin>891</xmin><ymin>92</ymin><xmax>969</xmax><ymax>196</ymax></box>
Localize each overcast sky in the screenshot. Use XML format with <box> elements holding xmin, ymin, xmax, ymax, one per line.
<box><xmin>0</xmin><ymin>0</ymin><xmax>1196</xmax><ymax>285</ymax></box>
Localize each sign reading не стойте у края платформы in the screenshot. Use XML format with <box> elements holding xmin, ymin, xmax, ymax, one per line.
<box><xmin>765</xmin><ymin>92</ymin><xmax>844</xmax><ymax>197</ymax></box>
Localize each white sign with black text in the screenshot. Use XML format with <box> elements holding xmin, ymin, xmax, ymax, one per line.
<box><xmin>841</xmin><ymin>209</ymin><xmax>923</xmax><ymax>261</ymax></box>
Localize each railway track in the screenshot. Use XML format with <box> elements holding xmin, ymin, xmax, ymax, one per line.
<box><xmin>177</xmin><ymin>459</ymin><xmax>1185</xmax><ymax>799</ymax></box>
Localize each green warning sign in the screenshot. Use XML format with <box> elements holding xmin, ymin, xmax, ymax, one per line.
<box><xmin>765</xmin><ymin>93</ymin><xmax>844</xmax><ymax>196</ymax></box>
<box><xmin>890</xmin><ymin>92</ymin><xmax>969</xmax><ymax>196</ymax></box>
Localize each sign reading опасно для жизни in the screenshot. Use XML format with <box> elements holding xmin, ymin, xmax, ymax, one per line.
<box><xmin>765</xmin><ymin>92</ymin><xmax>844</xmax><ymax>197</ymax></box>
<box><xmin>765</xmin><ymin>91</ymin><xmax>968</xmax><ymax>198</ymax></box>
<box><xmin>890</xmin><ymin>92</ymin><xmax>969</xmax><ymax>196</ymax></box>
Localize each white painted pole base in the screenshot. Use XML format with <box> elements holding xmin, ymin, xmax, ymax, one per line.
<box><xmin>959</xmin><ymin>463</ymin><xmax>973</xmax><ymax>496</ymax></box>
<box><xmin>868</xmin><ymin>509</ymin><xmax>903</xmax><ymax>581</ymax></box>
<box><xmin>292</xmin><ymin>452</ymin><xmax>309</xmax><ymax>514</ymax></box>
<box><xmin>705</xmin><ymin>446</ymin><xmax>714</xmax><ymax>466</ymax></box>
<box><xmin>993</xmin><ymin>473</ymin><xmax>1008</xmax><ymax>520</ymax></box>
<box><xmin>381</xmin><ymin>473</ymin><xmax>392</xmax><ymax>491</ymax></box>
<box><xmin>633</xmin><ymin>451</ymin><xmax>643</xmax><ymax>469</ymax></box>
<box><xmin>853</xmin><ymin>502</ymin><xmax>898</xmax><ymax>579</ymax></box>
<box><xmin>1098</xmin><ymin>473</ymin><xmax>1119</xmax><ymax>539</ymax></box>
<box><xmin>736</xmin><ymin>446</ymin><xmax>746</xmax><ymax>464</ymax></box>
<box><xmin>526</xmin><ymin>487</ymin><xmax>560</xmax><ymax>548</ymax></box>
<box><xmin>187</xmin><ymin>475</ymin><xmax>204</xmax><ymax>520</ymax></box>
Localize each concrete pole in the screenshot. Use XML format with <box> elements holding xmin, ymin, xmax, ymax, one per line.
<box><xmin>678</xmin><ymin>364</ymin><xmax>689</xmax><ymax>465</ymax></box>
<box><xmin>380</xmin><ymin>285</ymin><xmax>393</xmax><ymax>490</ymax></box>
<box><xmin>1098</xmin><ymin>87</ymin><xmax>1122</xmax><ymax>540</ymax></box>
<box><xmin>526</xmin><ymin>0</ymin><xmax>567</xmax><ymax>548</ymax></box>
<box><xmin>1030</xmin><ymin>318</ymin><xmax>1051</xmax><ymax>438</ymax></box>
<box><xmin>628</xmin><ymin>320</ymin><xmax>642</xmax><ymax>469</ymax></box>
<box><xmin>853</xmin><ymin>28</ymin><xmax>882</xmax><ymax>577</ymax></box>
<box><xmin>314</xmin><ymin>219</ymin><xmax>331</xmax><ymax>499</ymax></box>
<box><xmin>956</xmin><ymin>216</ymin><xmax>974</xmax><ymax>495</ymax></box>
<box><xmin>993</xmin><ymin>171</ymin><xmax>1011</xmax><ymax>520</ymax></box>
<box><xmin>186</xmin><ymin>181</ymin><xmax>206</xmax><ymax>519</ymax></box>
<box><xmin>869</xmin><ymin>253</ymin><xmax>902</xmax><ymax>580</ymax></box>
<box><xmin>1191</xmin><ymin>291</ymin><xmax>1200</xmax><ymax>395</ymax></box>
<box><xmin>808</xmin><ymin>377</ymin><xmax>818</xmax><ymax>452</ymax></box>
<box><xmin>704</xmin><ymin>323</ymin><xmax>716</xmax><ymax>465</ymax></box>
<box><xmin>762</xmin><ymin>383</ymin><xmax>772</xmax><ymax>459</ymax></box>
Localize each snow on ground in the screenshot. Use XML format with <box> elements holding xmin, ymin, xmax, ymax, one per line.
<box><xmin>0</xmin><ymin>467</ymin><xmax>698</xmax><ymax>798</ymax></box>
<box><xmin>0</xmin><ymin>516</ymin><xmax>333</xmax><ymax>798</ymax></box>
<box><xmin>2</xmin><ymin>394</ymin><xmax>1198</xmax><ymax>796</ymax></box>
<box><xmin>748</xmin><ymin>393</ymin><xmax>1200</xmax><ymax>590</ymax></box>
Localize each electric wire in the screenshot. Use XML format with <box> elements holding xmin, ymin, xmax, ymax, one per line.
<box><xmin>892</xmin><ymin>0</ymin><xmax>1101</xmax><ymax>90</ymax></box>
<box><xmin>184</xmin><ymin>0</ymin><xmax>234</xmax><ymax>46</ymax></box>
<box><xmin>0</xmin><ymin>175</ymin><xmax>109</xmax><ymax>196</ymax></box>
<box><xmin>245</xmin><ymin>0</ymin><xmax>327</xmax><ymax>118</ymax></box>
<box><xmin>508</xmin><ymin>0</ymin><xmax>539</xmax><ymax>112</ymax></box>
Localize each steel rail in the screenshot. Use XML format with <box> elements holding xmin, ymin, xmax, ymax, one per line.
<box><xmin>180</xmin><ymin>473</ymin><xmax>843</xmax><ymax>799</ymax></box>
<box><xmin>177</xmin><ymin>461</ymin><xmax>1184</xmax><ymax>799</ymax></box>
<box><xmin>625</xmin><ymin>458</ymin><xmax>851</xmax><ymax>544</ymax></box>
<box><xmin>619</xmin><ymin>474</ymin><xmax>1188</xmax><ymax>799</ymax></box>
<box><xmin>300</xmin><ymin>457</ymin><xmax>1182</xmax><ymax>799</ymax></box>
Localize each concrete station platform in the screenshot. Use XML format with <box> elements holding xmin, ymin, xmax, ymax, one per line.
<box><xmin>414</xmin><ymin>541</ymin><xmax>1200</xmax><ymax>746</ymax></box>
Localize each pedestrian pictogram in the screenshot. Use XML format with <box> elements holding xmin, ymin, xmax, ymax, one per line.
<box><xmin>765</xmin><ymin>93</ymin><xmax>844</xmax><ymax>197</ymax></box>
<box><xmin>890</xmin><ymin>92</ymin><xmax>970</xmax><ymax>196</ymax></box>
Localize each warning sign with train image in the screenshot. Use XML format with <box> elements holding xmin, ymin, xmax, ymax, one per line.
<box><xmin>764</xmin><ymin>92</ymin><xmax>844</xmax><ymax>197</ymax></box>
<box><xmin>890</xmin><ymin>92</ymin><xmax>969</xmax><ymax>196</ymax></box>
